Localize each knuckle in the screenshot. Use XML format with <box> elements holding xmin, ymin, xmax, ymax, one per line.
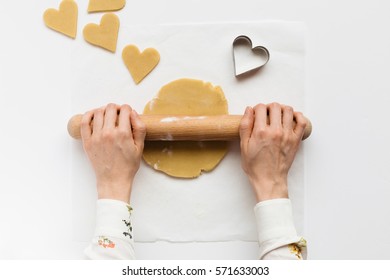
<box><xmin>137</xmin><ymin>124</ymin><xmax>146</xmax><ymax>134</ymax></box>
<box><xmin>295</xmin><ymin>113</ymin><xmax>306</xmax><ymax>125</ymax></box>
<box><xmin>102</xmin><ymin>130</ymin><xmax>115</xmax><ymax>141</ymax></box>
<box><xmin>255</xmin><ymin>103</ymin><xmax>266</xmax><ymax>108</ymax></box>
<box><xmin>107</xmin><ymin>103</ymin><xmax>117</xmax><ymax>108</ymax></box>
<box><xmin>133</xmin><ymin>117</ymin><xmax>146</xmax><ymax>131</ymax></box>
<box><xmin>81</xmin><ymin>117</ymin><xmax>90</xmax><ymax>127</ymax></box>
<box><xmin>118</xmin><ymin>128</ymin><xmax>130</xmax><ymax>137</ymax></box>
<box><xmin>284</xmin><ymin>105</ymin><xmax>293</xmax><ymax>113</ymax></box>
<box><xmin>239</xmin><ymin>119</ymin><xmax>250</xmax><ymax>130</ymax></box>
<box><xmin>254</xmin><ymin>103</ymin><xmax>266</xmax><ymax>111</ymax></box>
<box><xmin>121</xmin><ymin>104</ymin><xmax>132</xmax><ymax>112</ymax></box>
<box><xmin>269</xmin><ymin>102</ymin><xmax>280</xmax><ymax>108</ymax></box>
<box><xmin>95</xmin><ymin>108</ymin><xmax>104</xmax><ymax>115</ymax></box>
<box><xmin>255</xmin><ymin>127</ymin><xmax>268</xmax><ymax>138</ymax></box>
<box><xmin>106</xmin><ymin>103</ymin><xmax>119</xmax><ymax>113</ymax></box>
<box><xmin>272</xmin><ymin>129</ymin><xmax>284</xmax><ymax>140</ymax></box>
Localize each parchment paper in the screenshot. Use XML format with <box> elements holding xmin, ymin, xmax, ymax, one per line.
<box><xmin>71</xmin><ymin>21</ymin><xmax>305</xmax><ymax>242</ymax></box>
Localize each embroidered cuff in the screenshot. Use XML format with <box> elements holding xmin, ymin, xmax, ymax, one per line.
<box><xmin>95</xmin><ymin>199</ymin><xmax>133</xmax><ymax>241</ymax></box>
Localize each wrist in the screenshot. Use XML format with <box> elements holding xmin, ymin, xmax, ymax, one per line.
<box><xmin>249</xmin><ymin>177</ymin><xmax>288</xmax><ymax>203</ymax></box>
<box><xmin>96</xmin><ymin>180</ymin><xmax>133</xmax><ymax>203</ymax></box>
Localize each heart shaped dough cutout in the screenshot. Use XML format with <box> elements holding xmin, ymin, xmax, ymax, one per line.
<box><xmin>88</xmin><ymin>0</ymin><xmax>126</xmax><ymax>13</ymax></box>
<box><xmin>122</xmin><ymin>45</ymin><xmax>160</xmax><ymax>84</ymax></box>
<box><xmin>43</xmin><ymin>0</ymin><xmax>78</xmax><ymax>38</ymax></box>
<box><xmin>83</xmin><ymin>13</ymin><xmax>119</xmax><ymax>52</ymax></box>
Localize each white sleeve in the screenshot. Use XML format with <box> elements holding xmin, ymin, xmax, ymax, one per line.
<box><xmin>254</xmin><ymin>198</ymin><xmax>307</xmax><ymax>260</ymax></box>
<box><xmin>84</xmin><ymin>199</ymin><xmax>136</xmax><ymax>260</ymax></box>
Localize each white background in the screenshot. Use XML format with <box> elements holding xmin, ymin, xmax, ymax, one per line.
<box><xmin>0</xmin><ymin>0</ymin><xmax>389</xmax><ymax>259</ymax></box>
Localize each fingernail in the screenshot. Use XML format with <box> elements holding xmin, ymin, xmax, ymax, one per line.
<box><xmin>245</xmin><ymin>106</ymin><xmax>252</xmax><ymax>114</ymax></box>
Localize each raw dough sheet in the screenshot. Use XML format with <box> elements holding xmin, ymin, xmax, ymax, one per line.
<box><xmin>70</xmin><ymin>21</ymin><xmax>305</xmax><ymax>242</ymax></box>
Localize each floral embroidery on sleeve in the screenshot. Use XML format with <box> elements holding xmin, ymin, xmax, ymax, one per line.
<box><xmin>288</xmin><ymin>238</ymin><xmax>307</xmax><ymax>259</ymax></box>
<box><xmin>122</xmin><ymin>205</ymin><xmax>133</xmax><ymax>240</ymax></box>
<box><xmin>98</xmin><ymin>236</ymin><xmax>116</xmax><ymax>248</ymax></box>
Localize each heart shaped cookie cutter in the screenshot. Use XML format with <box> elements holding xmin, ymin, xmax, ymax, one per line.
<box><xmin>233</xmin><ymin>35</ymin><xmax>270</xmax><ymax>77</ymax></box>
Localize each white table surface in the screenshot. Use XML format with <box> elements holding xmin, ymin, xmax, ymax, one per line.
<box><xmin>0</xmin><ymin>0</ymin><xmax>389</xmax><ymax>259</ymax></box>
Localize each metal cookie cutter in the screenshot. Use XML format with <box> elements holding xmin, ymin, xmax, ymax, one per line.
<box><xmin>233</xmin><ymin>35</ymin><xmax>270</xmax><ymax>77</ymax></box>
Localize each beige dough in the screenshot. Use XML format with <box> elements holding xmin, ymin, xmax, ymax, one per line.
<box><xmin>43</xmin><ymin>0</ymin><xmax>78</xmax><ymax>39</ymax></box>
<box><xmin>143</xmin><ymin>78</ymin><xmax>229</xmax><ymax>178</ymax></box>
<box><xmin>83</xmin><ymin>13</ymin><xmax>119</xmax><ymax>52</ymax></box>
<box><xmin>122</xmin><ymin>45</ymin><xmax>160</xmax><ymax>84</ymax></box>
<box><xmin>88</xmin><ymin>0</ymin><xmax>126</xmax><ymax>13</ymax></box>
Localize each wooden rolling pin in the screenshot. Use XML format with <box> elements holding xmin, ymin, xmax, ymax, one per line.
<box><xmin>67</xmin><ymin>114</ymin><xmax>312</xmax><ymax>141</ymax></box>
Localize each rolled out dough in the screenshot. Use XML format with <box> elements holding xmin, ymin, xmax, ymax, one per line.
<box><xmin>143</xmin><ymin>78</ymin><xmax>229</xmax><ymax>178</ymax></box>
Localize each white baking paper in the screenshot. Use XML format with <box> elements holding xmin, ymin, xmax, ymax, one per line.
<box><xmin>70</xmin><ymin>21</ymin><xmax>305</xmax><ymax>242</ymax></box>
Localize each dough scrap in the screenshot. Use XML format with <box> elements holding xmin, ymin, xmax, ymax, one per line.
<box><xmin>88</xmin><ymin>0</ymin><xmax>126</xmax><ymax>13</ymax></box>
<box><xmin>143</xmin><ymin>79</ymin><xmax>229</xmax><ymax>178</ymax></box>
<box><xmin>43</xmin><ymin>0</ymin><xmax>78</xmax><ymax>39</ymax></box>
<box><xmin>122</xmin><ymin>45</ymin><xmax>160</xmax><ymax>84</ymax></box>
<box><xmin>83</xmin><ymin>13</ymin><xmax>119</xmax><ymax>52</ymax></box>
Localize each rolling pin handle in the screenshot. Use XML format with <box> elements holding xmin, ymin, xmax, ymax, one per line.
<box><xmin>67</xmin><ymin>114</ymin><xmax>83</xmax><ymax>140</ymax></box>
